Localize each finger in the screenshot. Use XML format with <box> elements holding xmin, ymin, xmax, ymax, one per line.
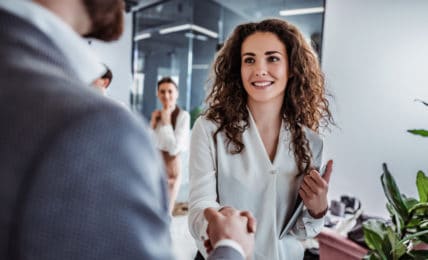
<box><xmin>204</xmin><ymin>207</ymin><xmax>221</xmax><ymax>223</ymax></box>
<box><xmin>300</xmin><ymin>182</ymin><xmax>313</xmax><ymax>197</ymax></box>
<box><xmin>299</xmin><ymin>189</ymin><xmax>309</xmax><ymax>203</ymax></box>
<box><xmin>303</xmin><ymin>175</ymin><xmax>318</xmax><ymax>193</ymax></box>
<box><xmin>219</xmin><ymin>206</ymin><xmax>237</xmax><ymax>217</ymax></box>
<box><xmin>240</xmin><ymin>211</ymin><xmax>257</xmax><ymax>233</ymax></box>
<box><xmin>322</xmin><ymin>160</ymin><xmax>334</xmax><ymax>183</ymax></box>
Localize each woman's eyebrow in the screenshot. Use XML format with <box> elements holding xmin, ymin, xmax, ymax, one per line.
<box><xmin>241</xmin><ymin>52</ymin><xmax>255</xmax><ymax>57</ymax></box>
<box><xmin>265</xmin><ymin>51</ymin><xmax>283</xmax><ymax>56</ymax></box>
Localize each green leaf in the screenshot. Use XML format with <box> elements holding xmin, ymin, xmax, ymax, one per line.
<box><xmin>407</xmin><ymin>129</ymin><xmax>428</xmax><ymax>137</ymax></box>
<box><xmin>403</xmin><ymin>196</ymin><xmax>419</xmax><ymax>209</ymax></box>
<box><xmin>363</xmin><ymin>220</ymin><xmax>389</xmax><ymax>259</ymax></box>
<box><xmin>408</xmin><ymin>250</ymin><xmax>428</xmax><ymax>260</ymax></box>
<box><xmin>420</xmin><ymin>235</ymin><xmax>428</xmax><ymax>243</ymax></box>
<box><xmin>419</xmin><ymin>220</ymin><xmax>428</xmax><ymax>229</ymax></box>
<box><xmin>386</xmin><ymin>226</ymin><xmax>406</xmax><ymax>259</ymax></box>
<box><xmin>407</xmin><ymin>218</ymin><xmax>423</xmax><ymax>229</ymax></box>
<box><xmin>408</xmin><ymin>203</ymin><xmax>428</xmax><ymax>222</ymax></box>
<box><xmin>398</xmin><ymin>229</ymin><xmax>428</xmax><ymax>245</ymax></box>
<box><xmin>417</xmin><ymin>171</ymin><xmax>428</xmax><ymax>202</ymax></box>
<box><xmin>386</xmin><ymin>203</ymin><xmax>403</xmax><ymax>236</ymax></box>
<box><xmin>363</xmin><ymin>252</ymin><xmax>381</xmax><ymax>260</ymax></box>
<box><xmin>381</xmin><ymin>164</ymin><xmax>409</xmax><ymax>220</ymax></box>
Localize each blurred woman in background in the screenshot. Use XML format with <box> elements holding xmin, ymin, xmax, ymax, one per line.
<box><xmin>151</xmin><ymin>77</ymin><xmax>190</xmax><ymax>214</ymax></box>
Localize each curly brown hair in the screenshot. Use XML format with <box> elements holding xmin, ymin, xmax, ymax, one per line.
<box><xmin>205</xmin><ymin>19</ymin><xmax>333</xmax><ymax>176</ymax></box>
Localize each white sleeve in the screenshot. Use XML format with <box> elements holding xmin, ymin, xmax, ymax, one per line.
<box><xmin>188</xmin><ymin>118</ymin><xmax>221</xmax><ymax>241</ymax></box>
<box><xmin>156</xmin><ymin>111</ymin><xmax>190</xmax><ymax>156</ymax></box>
<box><xmin>289</xmin><ymin>209</ymin><xmax>325</xmax><ymax>239</ymax></box>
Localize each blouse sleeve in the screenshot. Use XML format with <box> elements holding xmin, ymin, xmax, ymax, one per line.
<box><xmin>155</xmin><ymin>111</ymin><xmax>190</xmax><ymax>156</ymax></box>
<box><xmin>188</xmin><ymin>118</ymin><xmax>221</xmax><ymax>241</ymax></box>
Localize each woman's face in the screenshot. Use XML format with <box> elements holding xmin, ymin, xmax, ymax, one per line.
<box><xmin>157</xmin><ymin>82</ymin><xmax>178</xmax><ymax>109</ymax></box>
<box><xmin>240</xmin><ymin>32</ymin><xmax>289</xmax><ymax>107</ymax></box>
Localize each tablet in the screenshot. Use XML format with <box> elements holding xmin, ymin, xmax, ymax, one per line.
<box><xmin>279</xmin><ymin>164</ymin><xmax>326</xmax><ymax>239</ymax></box>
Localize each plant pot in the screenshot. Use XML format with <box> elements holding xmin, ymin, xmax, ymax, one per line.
<box><xmin>317</xmin><ymin>229</ymin><xmax>368</xmax><ymax>260</ymax></box>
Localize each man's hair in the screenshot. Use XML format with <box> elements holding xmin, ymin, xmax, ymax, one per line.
<box><xmin>157</xmin><ymin>77</ymin><xmax>178</xmax><ymax>90</ymax></box>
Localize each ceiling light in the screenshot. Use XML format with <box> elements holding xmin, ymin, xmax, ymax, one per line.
<box><xmin>279</xmin><ymin>7</ymin><xmax>324</xmax><ymax>16</ymax></box>
<box><xmin>159</xmin><ymin>24</ymin><xmax>218</xmax><ymax>38</ymax></box>
<box><xmin>134</xmin><ymin>33</ymin><xmax>151</xmax><ymax>41</ymax></box>
<box><xmin>159</xmin><ymin>24</ymin><xmax>192</xmax><ymax>34</ymax></box>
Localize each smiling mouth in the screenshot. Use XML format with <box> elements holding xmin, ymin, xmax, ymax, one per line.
<box><xmin>251</xmin><ymin>81</ymin><xmax>274</xmax><ymax>88</ymax></box>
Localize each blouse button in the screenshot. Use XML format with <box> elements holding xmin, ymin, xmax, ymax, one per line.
<box><xmin>270</xmin><ymin>169</ymin><xmax>279</xmax><ymax>174</ymax></box>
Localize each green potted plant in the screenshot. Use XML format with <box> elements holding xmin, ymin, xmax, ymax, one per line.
<box><xmin>363</xmin><ymin>100</ymin><xmax>428</xmax><ymax>259</ymax></box>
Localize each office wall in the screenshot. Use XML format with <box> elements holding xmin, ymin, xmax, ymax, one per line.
<box><xmin>89</xmin><ymin>13</ymin><xmax>133</xmax><ymax>106</ymax></box>
<box><xmin>322</xmin><ymin>0</ymin><xmax>428</xmax><ymax>216</ymax></box>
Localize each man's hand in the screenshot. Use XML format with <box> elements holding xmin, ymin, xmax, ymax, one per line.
<box><xmin>299</xmin><ymin>160</ymin><xmax>333</xmax><ymax>218</ymax></box>
<box><xmin>203</xmin><ymin>207</ymin><xmax>255</xmax><ymax>259</ymax></box>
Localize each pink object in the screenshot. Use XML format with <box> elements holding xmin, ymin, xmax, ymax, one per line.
<box><xmin>317</xmin><ymin>229</ymin><xmax>368</xmax><ymax>260</ymax></box>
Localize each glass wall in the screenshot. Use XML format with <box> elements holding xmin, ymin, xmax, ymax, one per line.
<box><xmin>131</xmin><ymin>0</ymin><xmax>325</xmax><ymax>120</ymax></box>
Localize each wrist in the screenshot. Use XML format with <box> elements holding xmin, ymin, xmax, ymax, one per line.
<box><xmin>308</xmin><ymin>207</ymin><xmax>328</xmax><ymax>219</ymax></box>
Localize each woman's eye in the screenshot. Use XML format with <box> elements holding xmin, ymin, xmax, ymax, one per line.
<box><xmin>268</xmin><ymin>56</ymin><xmax>280</xmax><ymax>62</ymax></box>
<box><xmin>243</xmin><ymin>57</ymin><xmax>255</xmax><ymax>64</ymax></box>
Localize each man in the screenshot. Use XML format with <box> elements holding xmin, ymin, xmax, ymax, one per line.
<box><xmin>0</xmin><ymin>0</ymin><xmax>253</xmax><ymax>259</ymax></box>
<box><xmin>92</xmin><ymin>64</ymin><xmax>113</xmax><ymax>95</ymax></box>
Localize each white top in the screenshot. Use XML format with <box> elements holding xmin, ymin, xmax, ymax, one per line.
<box><xmin>153</xmin><ymin>109</ymin><xmax>190</xmax><ymax>156</ymax></box>
<box><xmin>188</xmin><ymin>112</ymin><xmax>325</xmax><ymax>260</ymax></box>
<box><xmin>0</xmin><ymin>0</ymin><xmax>105</xmax><ymax>85</ymax></box>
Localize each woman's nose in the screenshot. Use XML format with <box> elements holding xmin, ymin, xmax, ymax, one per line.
<box><xmin>255</xmin><ymin>70</ymin><xmax>267</xmax><ymax>77</ymax></box>
<box><xmin>254</xmin><ymin>62</ymin><xmax>268</xmax><ymax>77</ymax></box>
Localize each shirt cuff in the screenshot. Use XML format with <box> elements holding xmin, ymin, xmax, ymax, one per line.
<box><xmin>200</xmin><ymin>219</ymin><xmax>209</xmax><ymax>241</ymax></box>
<box><xmin>214</xmin><ymin>239</ymin><xmax>245</xmax><ymax>259</ymax></box>
<box><xmin>302</xmin><ymin>209</ymin><xmax>325</xmax><ymax>236</ymax></box>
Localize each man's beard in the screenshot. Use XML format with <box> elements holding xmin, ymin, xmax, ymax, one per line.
<box><xmin>82</xmin><ymin>0</ymin><xmax>124</xmax><ymax>41</ymax></box>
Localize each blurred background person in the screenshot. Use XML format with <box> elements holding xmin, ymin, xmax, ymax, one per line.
<box><xmin>151</xmin><ymin>77</ymin><xmax>190</xmax><ymax>213</ymax></box>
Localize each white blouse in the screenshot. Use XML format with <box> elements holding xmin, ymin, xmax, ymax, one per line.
<box><xmin>188</xmin><ymin>112</ymin><xmax>325</xmax><ymax>260</ymax></box>
<box><xmin>153</xmin><ymin>109</ymin><xmax>190</xmax><ymax>156</ymax></box>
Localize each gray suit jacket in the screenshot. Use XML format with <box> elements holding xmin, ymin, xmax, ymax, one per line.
<box><xmin>0</xmin><ymin>8</ymin><xmax>172</xmax><ymax>260</ymax></box>
<box><xmin>0</xmin><ymin>8</ymin><xmax>243</xmax><ymax>260</ymax></box>
<box><xmin>208</xmin><ymin>246</ymin><xmax>244</xmax><ymax>260</ymax></box>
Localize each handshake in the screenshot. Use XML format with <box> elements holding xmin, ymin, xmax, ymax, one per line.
<box><xmin>204</xmin><ymin>207</ymin><xmax>256</xmax><ymax>260</ymax></box>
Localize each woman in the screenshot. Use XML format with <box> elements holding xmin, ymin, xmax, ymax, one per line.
<box><xmin>151</xmin><ymin>77</ymin><xmax>190</xmax><ymax>213</ymax></box>
<box><xmin>188</xmin><ymin>19</ymin><xmax>334</xmax><ymax>260</ymax></box>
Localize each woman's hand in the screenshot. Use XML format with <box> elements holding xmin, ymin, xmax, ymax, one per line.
<box><xmin>150</xmin><ymin>110</ymin><xmax>161</xmax><ymax>129</ymax></box>
<box><xmin>160</xmin><ymin>107</ymin><xmax>172</xmax><ymax>125</ymax></box>
<box><xmin>299</xmin><ymin>160</ymin><xmax>333</xmax><ymax>218</ymax></box>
